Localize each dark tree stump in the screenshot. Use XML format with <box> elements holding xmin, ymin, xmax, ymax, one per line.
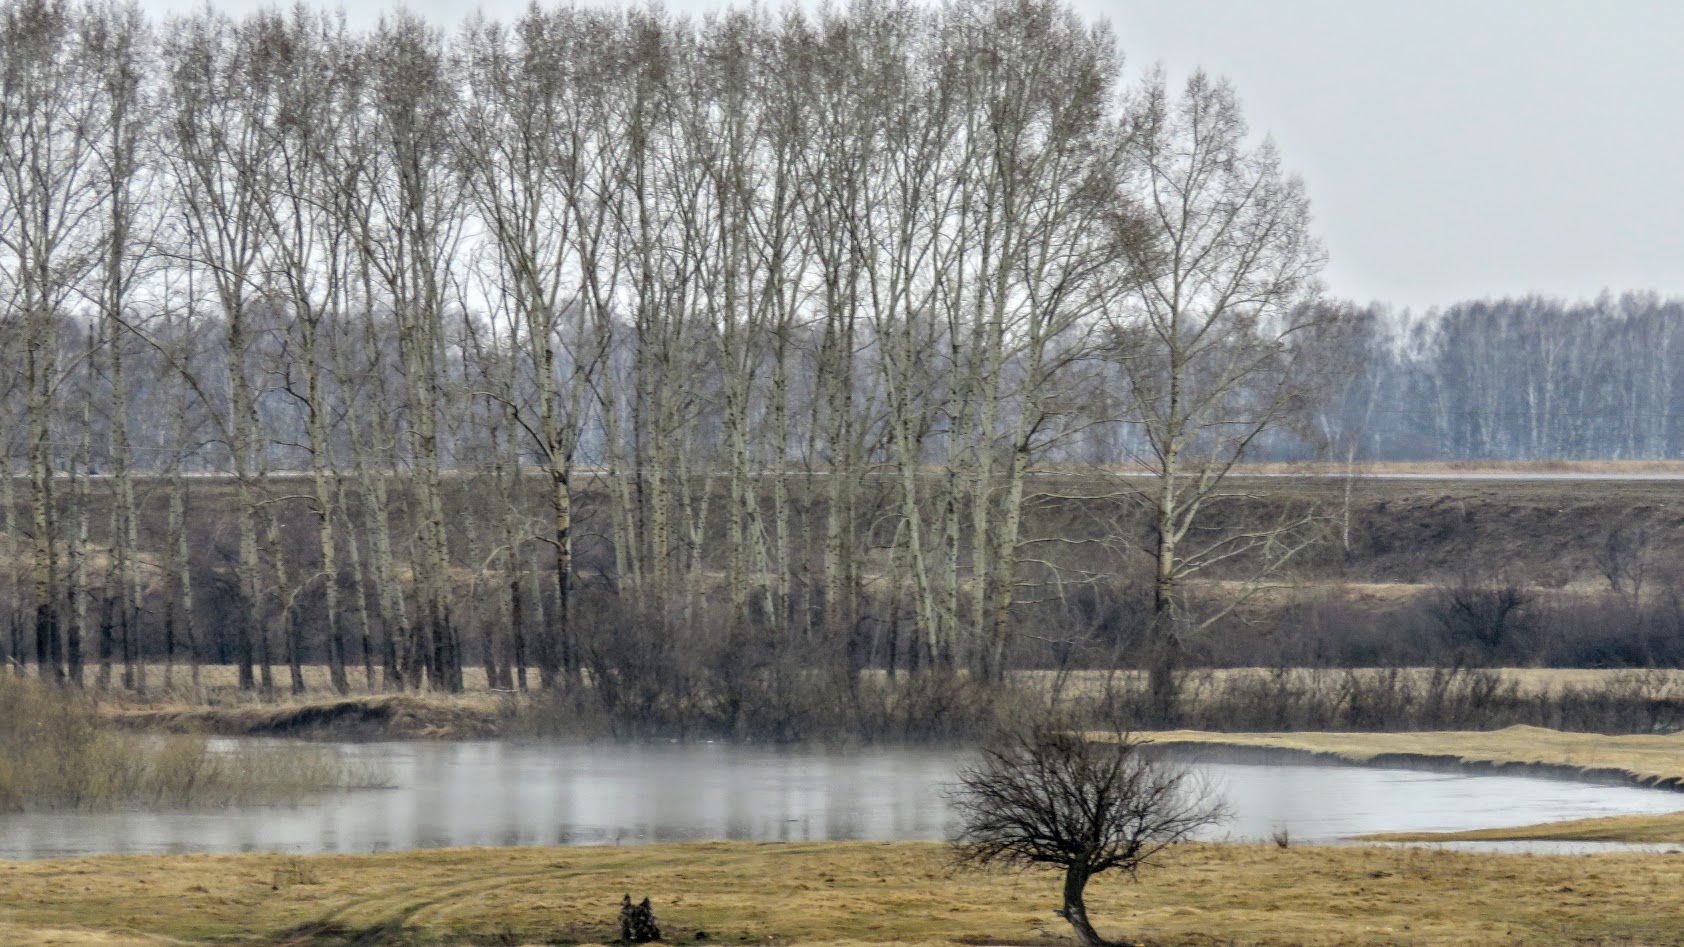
<box><xmin>620</xmin><ymin>894</ymin><xmax>661</xmax><ymax>944</ymax></box>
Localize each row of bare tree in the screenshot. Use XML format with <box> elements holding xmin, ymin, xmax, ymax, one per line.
<box><xmin>0</xmin><ymin>0</ymin><xmax>1337</xmax><ymax>695</ymax></box>
<box><xmin>1324</xmin><ymin>293</ymin><xmax>1684</xmax><ymax>462</ymax></box>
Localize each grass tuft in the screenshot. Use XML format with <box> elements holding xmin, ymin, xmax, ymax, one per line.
<box><xmin>0</xmin><ymin>676</ymin><xmax>378</xmax><ymax>811</ymax></box>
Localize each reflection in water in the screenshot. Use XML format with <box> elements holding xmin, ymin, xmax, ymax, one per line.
<box><xmin>1</xmin><ymin>740</ymin><xmax>1681</xmax><ymax>859</ymax></box>
<box><xmin>0</xmin><ymin>741</ymin><xmax>965</xmax><ymax>859</ymax></box>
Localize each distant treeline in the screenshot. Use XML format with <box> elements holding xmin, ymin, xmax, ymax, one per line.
<box><xmin>1330</xmin><ymin>293</ymin><xmax>1684</xmax><ymax>462</ymax></box>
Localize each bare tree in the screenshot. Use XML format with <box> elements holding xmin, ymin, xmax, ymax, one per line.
<box><xmin>348</xmin><ymin>13</ymin><xmax>470</xmax><ymax>690</ymax></box>
<box><xmin>939</xmin><ymin>0</ymin><xmax>1136</xmax><ymax>680</ymax></box>
<box><xmin>1592</xmin><ymin>523</ymin><xmax>1652</xmax><ymax>603</ymax></box>
<box><xmin>0</xmin><ymin>0</ymin><xmax>111</xmax><ymax>683</ymax></box>
<box><xmin>1107</xmin><ymin>71</ymin><xmax>1337</xmax><ymax>718</ymax></box>
<box><xmin>0</xmin><ymin>0</ymin><xmax>1394</xmax><ymax>702</ymax></box>
<box><xmin>256</xmin><ymin>9</ymin><xmax>359</xmax><ymax>694</ymax></box>
<box><xmin>163</xmin><ymin>9</ymin><xmax>280</xmax><ymax>691</ymax></box>
<box><xmin>951</xmin><ymin>722</ymin><xmax>1224</xmax><ymax>947</ymax></box>
<box><xmin>458</xmin><ymin>7</ymin><xmax>621</xmax><ymax>687</ymax></box>
<box><xmin>1432</xmin><ymin>574</ymin><xmax>1531</xmax><ymax>661</ymax></box>
<box><xmin>84</xmin><ymin>0</ymin><xmax>150</xmax><ymax>694</ymax></box>
<box><xmin>159</xmin><ymin>295</ymin><xmax>199</xmax><ymax>690</ymax></box>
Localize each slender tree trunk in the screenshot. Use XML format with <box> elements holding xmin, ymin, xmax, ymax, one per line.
<box><xmin>495</xmin><ymin>398</ymin><xmax>523</xmax><ymax>691</ymax></box>
<box><xmin>110</xmin><ymin>330</ymin><xmax>141</xmax><ymax>695</ymax></box>
<box><xmin>179</xmin><ymin>478</ymin><xmax>201</xmax><ymax>691</ymax></box>
<box><xmin>267</xmin><ymin>503</ymin><xmax>303</xmax><ymax>696</ymax></box>
<box><xmin>163</xmin><ymin>465</ymin><xmax>182</xmax><ymax>693</ymax></box>
<box><xmin>548</xmin><ymin>469</ymin><xmax>572</xmax><ymax>684</ymax></box>
<box><xmin>526</xmin><ymin>541</ymin><xmax>546</xmax><ymax>692</ymax></box>
<box><xmin>365</xmin><ymin>474</ymin><xmax>404</xmax><ymax>690</ymax></box>
<box><xmin>1149</xmin><ymin>472</ymin><xmax>1180</xmax><ymax>725</ymax></box>
<box><xmin>1</xmin><ymin>462</ymin><xmax>16</xmax><ymax>676</ymax></box>
<box><xmin>1058</xmin><ymin>865</ymin><xmax>1106</xmax><ymax>947</ymax></box>
<box><xmin>27</xmin><ymin>318</ymin><xmax>61</xmax><ymax>684</ymax></box>
<box><xmin>1147</xmin><ymin>316</ymin><xmax>1185</xmax><ymax>725</ymax></box>
<box><xmin>509</xmin><ymin>564</ymin><xmax>527</xmax><ymax>692</ymax></box>
<box><xmin>69</xmin><ymin>396</ymin><xmax>90</xmax><ymax>689</ymax></box>
<box><xmin>489</xmin><ymin>441</ymin><xmax>518</xmax><ymax>692</ymax></box>
<box><xmin>230</xmin><ymin>314</ymin><xmax>262</xmax><ymax>693</ymax></box>
<box><xmin>335</xmin><ymin>477</ymin><xmax>376</xmax><ymax>691</ymax></box>
<box><xmin>308</xmin><ymin>338</ymin><xmax>348</xmax><ymax>695</ymax></box>
<box><xmin>164</xmin><ymin>337</ymin><xmax>199</xmax><ymax>693</ymax></box>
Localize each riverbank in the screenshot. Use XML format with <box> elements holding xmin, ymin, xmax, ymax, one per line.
<box><xmin>1146</xmin><ymin>725</ymin><xmax>1684</xmax><ymax>843</ymax></box>
<box><xmin>0</xmin><ymin>678</ymin><xmax>377</xmax><ymax>812</ymax></box>
<box><xmin>2</xmin><ymin>840</ymin><xmax>1682</xmax><ymax>946</ymax></box>
<box><xmin>95</xmin><ymin>665</ymin><xmax>1684</xmax><ymax>741</ymax></box>
<box><xmin>1145</xmin><ymin>724</ymin><xmax>1684</xmax><ymax>786</ymax></box>
<box><xmin>109</xmin><ymin>692</ymin><xmax>511</xmax><ymax>740</ymax></box>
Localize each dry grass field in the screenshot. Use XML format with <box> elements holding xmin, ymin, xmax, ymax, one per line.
<box><xmin>4</xmin><ymin>840</ymin><xmax>1684</xmax><ymax>946</ymax></box>
<box><xmin>1142</xmin><ymin>725</ymin><xmax>1684</xmax><ymax>785</ymax></box>
<box><xmin>85</xmin><ymin>666</ymin><xmax>516</xmax><ymax>739</ymax></box>
<box><xmin>1360</xmin><ymin>811</ymin><xmax>1684</xmax><ymax>845</ymax></box>
<box><xmin>1228</xmin><ymin>459</ymin><xmax>1684</xmax><ymax>476</ymax></box>
<box><xmin>1040</xmin><ymin>666</ymin><xmax>1684</xmax><ymax>698</ymax></box>
<box><xmin>101</xmin><ymin>664</ymin><xmax>504</xmax><ymax>699</ymax></box>
<box><xmin>13</xmin><ymin>674</ymin><xmax>1684</xmax><ymax>941</ymax></box>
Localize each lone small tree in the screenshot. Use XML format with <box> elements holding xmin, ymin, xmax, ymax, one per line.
<box><xmin>950</xmin><ymin>723</ymin><xmax>1224</xmax><ymax>947</ymax></box>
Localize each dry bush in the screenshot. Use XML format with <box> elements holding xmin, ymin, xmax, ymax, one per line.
<box><xmin>1429</xmin><ymin>575</ymin><xmax>1534</xmax><ymax>662</ymax></box>
<box><xmin>951</xmin><ymin>720</ymin><xmax>1225</xmax><ymax>947</ymax></box>
<box><xmin>508</xmin><ymin>594</ymin><xmax>1045</xmax><ymax>743</ymax></box>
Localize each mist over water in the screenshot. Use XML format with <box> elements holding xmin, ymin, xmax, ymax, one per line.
<box><xmin>2</xmin><ymin>741</ymin><xmax>1680</xmax><ymax>860</ymax></box>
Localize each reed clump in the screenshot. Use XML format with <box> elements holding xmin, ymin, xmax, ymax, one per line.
<box><xmin>0</xmin><ymin>675</ymin><xmax>376</xmax><ymax>811</ymax></box>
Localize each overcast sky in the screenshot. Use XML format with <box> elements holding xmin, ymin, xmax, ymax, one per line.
<box><xmin>144</xmin><ymin>0</ymin><xmax>1684</xmax><ymax>313</ymax></box>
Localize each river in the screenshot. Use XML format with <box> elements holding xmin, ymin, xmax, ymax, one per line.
<box><xmin>2</xmin><ymin>740</ymin><xmax>1680</xmax><ymax>859</ymax></box>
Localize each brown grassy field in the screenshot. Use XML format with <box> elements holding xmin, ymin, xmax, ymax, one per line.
<box><xmin>1229</xmin><ymin>459</ymin><xmax>1684</xmax><ymax>476</ymax></box>
<box><xmin>1142</xmin><ymin>725</ymin><xmax>1684</xmax><ymax>785</ymax></box>
<box><xmin>4</xmin><ymin>840</ymin><xmax>1684</xmax><ymax>946</ymax></box>
<box><xmin>1360</xmin><ymin>811</ymin><xmax>1684</xmax><ymax>845</ymax></box>
<box><xmin>99</xmin><ymin>663</ymin><xmax>503</xmax><ymax>698</ymax></box>
<box><xmin>16</xmin><ymin>462</ymin><xmax>1684</xmax><ymax>598</ymax></box>
<box><xmin>1044</xmin><ymin>666</ymin><xmax>1684</xmax><ymax>698</ymax></box>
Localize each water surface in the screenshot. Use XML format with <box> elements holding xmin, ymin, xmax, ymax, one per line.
<box><xmin>2</xmin><ymin>740</ymin><xmax>1680</xmax><ymax>859</ymax></box>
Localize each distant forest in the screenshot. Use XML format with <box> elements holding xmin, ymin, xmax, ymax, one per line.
<box><xmin>1330</xmin><ymin>293</ymin><xmax>1684</xmax><ymax>462</ymax></box>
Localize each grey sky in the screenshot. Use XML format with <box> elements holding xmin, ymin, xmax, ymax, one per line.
<box><xmin>146</xmin><ymin>0</ymin><xmax>1684</xmax><ymax>313</ymax></box>
<box><xmin>1088</xmin><ymin>0</ymin><xmax>1684</xmax><ymax>314</ymax></box>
